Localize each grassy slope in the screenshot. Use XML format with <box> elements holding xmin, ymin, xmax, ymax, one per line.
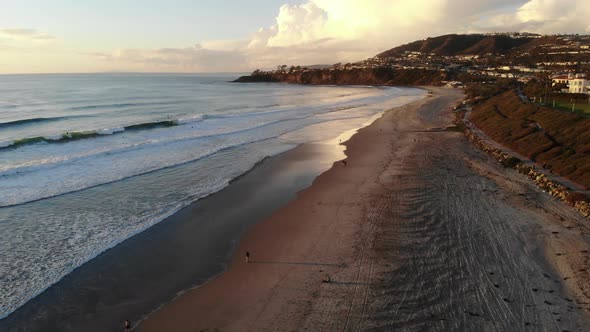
<box><xmin>471</xmin><ymin>90</ymin><xmax>590</xmax><ymax>188</ymax></box>
<box><xmin>554</xmin><ymin>101</ymin><xmax>590</xmax><ymax>115</ymax></box>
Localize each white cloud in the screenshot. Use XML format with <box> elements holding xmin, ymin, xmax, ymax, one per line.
<box><xmin>267</xmin><ymin>2</ymin><xmax>331</xmax><ymax>47</ymax></box>
<box><xmin>0</xmin><ymin>28</ymin><xmax>55</xmax><ymax>42</ymax></box>
<box><xmin>84</xmin><ymin>45</ymin><xmax>248</xmax><ymax>72</ymax></box>
<box><xmin>514</xmin><ymin>0</ymin><xmax>590</xmax><ymax>33</ymax></box>
<box><xmin>240</xmin><ymin>0</ymin><xmax>517</xmax><ymax>68</ymax></box>
<box><xmin>200</xmin><ymin>39</ymin><xmax>249</xmax><ymax>51</ymax></box>
<box><xmin>86</xmin><ymin>0</ymin><xmax>590</xmax><ymax>73</ymax></box>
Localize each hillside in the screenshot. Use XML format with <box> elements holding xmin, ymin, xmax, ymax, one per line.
<box><xmin>377</xmin><ymin>33</ymin><xmax>542</xmax><ymax>57</ymax></box>
<box><xmin>236</xmin><ymin>32</ymin><xmax>590</xmax><ymax>86</ymax></box>
<box><xmin>470</xmin><ymin>90</ymin><xmax>590</xmax><ymax>189</ymax></box>
<box><xmin>374</xmin><ymin>33</ymin><xmax>590</xmax><ymax>69</ymax></box>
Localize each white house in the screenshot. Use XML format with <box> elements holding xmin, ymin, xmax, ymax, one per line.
<box><xmin>568</xmin><ymin>74</ymin><xmax>590</xmax><ymax>94</ymax></box>
<box><xmin>551</xmin><ymin>73</ymin><xmax>590</xmax><ymax>94</ymax></box>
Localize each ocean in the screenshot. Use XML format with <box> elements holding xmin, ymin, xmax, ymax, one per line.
<box><xmin>0</xmin><ymin>73</ymin><xmax>425</xmax><ymax>320</ymax></box>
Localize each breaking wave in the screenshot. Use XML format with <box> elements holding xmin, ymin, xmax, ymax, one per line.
<box><xmin>0</xmin><ymin>116</ymin><xmax>205</xmax><ymax>149</ymax></box>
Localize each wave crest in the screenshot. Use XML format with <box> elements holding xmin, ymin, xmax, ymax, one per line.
<box><xmin>0</xmin><ymin>116</ymin><xmax>205</xmax><ymax>149</ymax></box>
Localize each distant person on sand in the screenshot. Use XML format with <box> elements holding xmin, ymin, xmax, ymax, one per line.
<box><xmin>246</xmin><ymin>251</ymin><xmax>250</xmax><ymax>263</ymax></box>
<box><xmin>124</xmin><ymin>319</ymin><xmax>131</xmax><ymax>332</ymax></box>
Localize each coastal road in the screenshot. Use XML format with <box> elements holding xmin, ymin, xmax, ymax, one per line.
<box><xmin>139</xmin><ymin>88</ymin><xmax>590</xmax><ymax>331</ymax></box>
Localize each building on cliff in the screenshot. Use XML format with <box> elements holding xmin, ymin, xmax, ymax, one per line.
<box><xmin>568</xmin><ymin>74</ymin><xmax>590</xmax><ymax>94</ymax></box>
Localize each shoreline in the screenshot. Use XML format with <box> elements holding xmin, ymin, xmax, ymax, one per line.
<box><xmin>0</xmin><ymin>140</ymin><xmax>350</xmax><ymax>331</ymax></box>
<box><xmin>0</xmin><ymin>89</ymin><xmax>420</xmax><ymax>331</ymax></box>
<box><xmin>4</xmin><ymin>85</ymin><xmax>589</xmax><ymax>331</ymax></box>
<box><xmin>137</xmin><ymin>89</ymin><xmax>439</xmax><ymax>331</ymax></box>
<box><xmin>139</xmin><ymin>86</ymin><xmax>590</xmax><ymax>331</ymax></box>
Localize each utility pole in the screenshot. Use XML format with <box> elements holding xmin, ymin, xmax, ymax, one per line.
<box><xmin>544</xmin><ymin>74</ymin><xmax>549</xmax><ymax>105</ymax></box>
<box><xmin>572</xmin><ymin>101</ymin><xmax>576</xmax><ymax>112</ymax></box>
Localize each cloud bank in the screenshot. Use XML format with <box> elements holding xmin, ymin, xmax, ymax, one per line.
<box><xmin>0</xmin><ymin>28</ymin><xmax>56</xmax><ymax>52</ymax></box>
<box><xmin>0</xmin><ymin>28</ymin><xmax>55</xmax><ymax>42</ymax></box>
<box><xmin>81</xmin><ymin>44</ymin><xmax>248</xmax><ymax>73</ymax></box>
<box><xmin>69</xmin><ymin>0</ymin><xmax>590</xmax><ymax>72</ymax></box>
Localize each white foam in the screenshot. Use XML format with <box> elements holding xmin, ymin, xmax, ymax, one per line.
<box><xmin>175</xmin><ymin>114</ymin><xmax>204</xmax><ymax>125</ymax></box>
<box><xmin>97</xmin><ymin>126</ymin><xmax>125</xmax><ymax>135</ymax></box>
<box><xmin>0</xmin><ymin>82</ymin><xmax>426</xmax><ymax>320</ymax></box>
<box><xmin>45</xmin><ymin>134</ymin><xmax>64</xmax><ymax>141</ymax></box>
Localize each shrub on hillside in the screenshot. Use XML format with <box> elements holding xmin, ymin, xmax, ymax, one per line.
<box><xmin>501</xmin><ymin>156</ymin><xmax>521</xmax><ymax>168</ymax></box>
<box><xmin>565</xmin><ymin>192</ymin><xmax>590</xmax><ymax>205</ymax></box>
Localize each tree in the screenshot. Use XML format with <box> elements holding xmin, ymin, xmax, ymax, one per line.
<box><xmin>553</xmin><ymin>82</ymin><xmax>568</xmax><ymax>92</ymax></box>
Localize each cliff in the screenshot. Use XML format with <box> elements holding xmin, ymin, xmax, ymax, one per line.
<box><xmin>234</xmin><ymin>68</ymin><xmax>448</xmax><ymax>86</ymax></box>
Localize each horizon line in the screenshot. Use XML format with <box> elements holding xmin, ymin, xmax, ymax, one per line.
<box><xmin>0</xmin><ymin>71</ymin><xmax>252</xmax><ymax>76</ymax></box>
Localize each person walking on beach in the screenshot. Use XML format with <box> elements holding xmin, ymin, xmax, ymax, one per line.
<box><xmin>246</xmin><ymin>251</ymin><xmax>250</xmax><ymax>263</ymax></box>
<box><xmin>124</xmin><ymin>319</ymin><xmax>131</xmax><ymax>332</ymax></box>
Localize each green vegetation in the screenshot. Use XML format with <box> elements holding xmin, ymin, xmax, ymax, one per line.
<box><xmin>524</xmin><ymin>78</ymin><xmax>590</xmax><ymax>115</ymax></box>
<box><xmin>501</xmin><ymin>156</ymin><xmax>521</xmax><ymax>169</ymax></box>
<box><xmin>552</xmin><ymin>100</ymin><xmax>590</xmax><ymax>115</ymax></box>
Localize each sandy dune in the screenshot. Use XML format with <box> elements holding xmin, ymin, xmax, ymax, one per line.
<box><xmin>139</xmin><ymin>87</ymin><xmax>590</xmax><ymax>331</ymax></box>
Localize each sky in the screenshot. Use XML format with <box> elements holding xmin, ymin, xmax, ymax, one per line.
<box><xmin>2</xmin><ymin>0</ymin><xmax>590</xmax><ymax>74</ymax></box>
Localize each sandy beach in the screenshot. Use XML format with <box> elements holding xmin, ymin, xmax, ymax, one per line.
<box><xmin>139</xmin><ymin>87</ymin><xmax>590</xmax><ymax>331</ymax></box>
<box><xmin>0</xmin><ymin>133</ymin><xmax>350</xmax><ymax>332</ymax></box>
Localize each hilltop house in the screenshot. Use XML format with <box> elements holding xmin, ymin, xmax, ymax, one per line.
<box><xmin>568</xmin><ymin>74</ymin><xmax>590</xmax><ymax>94</ymax></box>
<box><xmin>551</xmin><ymin>73</ymin><xmax>590</xmax><ymax>94</ymax></box>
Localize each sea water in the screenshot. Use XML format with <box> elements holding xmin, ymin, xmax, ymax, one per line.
<box><xmin>0</xmin><ymin>73</ymin><xmax>425</xmax><ymax>319</ymax></box>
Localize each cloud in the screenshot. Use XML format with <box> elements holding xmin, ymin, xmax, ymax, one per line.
<box><xmin>245</xmin><ymin>0</ymin><xmax>530</xmax><ymax>67</ymax></box>
<box><xmin>85</xmin><ymin>0</ymin><xmax>590</xmax><ymax>73</ymax></box>
<box><xmin>84</xmin><ymin>44</ymin><xmax>249</xmax><ymax>72</ymax></box>
<box><xmin>245</xmin><ymin>0</ymin><xmax>590</xmax><ymax>67</ymax></box>
<box><xmin>514</xmin><ymin>0</ymin><xmax>590</xmax><ymax>33</ymax></box>
<box><xmin>200</xmin><ymin>39</ymin><xmax>249</xmax><ymax>51</ymax></box>
<box><xmin>0</xmin><ymin>28</ymin><xmax>56</xmax><ymax>42</ymax></box>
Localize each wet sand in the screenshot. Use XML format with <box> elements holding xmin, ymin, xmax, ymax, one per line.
<box><xmin>0</xmin><ymin>138</ymin><xmax>347</xmax><ymax>331</ymax></box>
<box><xmin>139</xmin><ymin>87</ymin><xmax>590</xmax><ymax>331</ymax></box>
